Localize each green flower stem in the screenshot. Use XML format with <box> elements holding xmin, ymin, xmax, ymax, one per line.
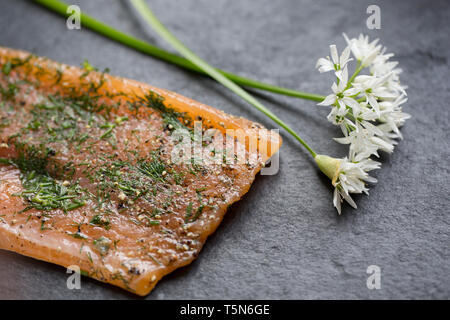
<box><xmin>346</xmin><ymin>61</ymin><xmax>363</xmax><ymax>89</ymax></box>
<box><xmin>130</xmin><ymin>0</ymin><xmax>317</xmax><ymax>158</ymax></box>
<box><xmin>34</xmin><ymin>0</ymin><xmax>325</xmax><ymax>102</ymax></box>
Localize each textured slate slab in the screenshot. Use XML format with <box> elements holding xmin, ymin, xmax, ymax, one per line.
<box><xmin>0</xmin><ymin>0</ymin><xmax>448</xmax><ymax>299</ymax></box>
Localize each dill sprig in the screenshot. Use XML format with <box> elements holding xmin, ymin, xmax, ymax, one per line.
<box><xmin>135</xmin><ymin>92</ymin><xmax>192</xmax><ymax>133</ymax></box>
<box><xmin>93</xmin><ymin>151</ymin><xmax>169</xmax><ymax>206</ymax></box>
<box><xmin>137</xmin><ymin>156</ymin><xmax>166</xmax><ymax>182</ymax></box>
<box><xmin>19</xmin><ymin>172</ymin><xmax>85</xmax><ymax>212</ymax></box>
<box><xmin>4</xmin><ymin>145</ymin><xmax>85</xmax><ymax>212</ymax></box>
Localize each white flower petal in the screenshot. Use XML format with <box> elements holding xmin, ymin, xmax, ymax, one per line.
<box><xmin>340</xmin><ymin>45</ymin><xmax>352</xmax><ymax>67</ymax></box>
<box><xmin>341</xmin><ymin>189</ymin><xmax>357</xmax><ymax>209</ymax></box>
<box><xmin>318</xmin><ymin>94</ymin><xmax>336</xmax><ymax>106</ymax></box>
<box><xmin>336</xmin><ymin>65</ymin><xmax>349</xmax><ymax>86</ymax></box>
<box><xmin>330</xmin><ymin>45</ymin><xmax>339</xmax><ymax>65</ymax></box>
<box><xmin>333</xmin><ymin>188</ymin><xmax>342</xmax><ymax>215</ymax></box>
<box><xmin>316</xmin><ymin>58</ymin><xmax>334</xmax><ymax>73</ymax></box>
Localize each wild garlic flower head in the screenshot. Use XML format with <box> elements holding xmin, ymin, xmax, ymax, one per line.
<box><xmin>343</xmin><ymin>33</ymin><xmax>381</xmax><ymax>67</ymax></box>
<box><xmin>371</xmin><ymin>51</ymin><xmax>399</xmax><ymax>77</ymax></box>
<box><xmin>334</xmin><ymin>123</ymin><xmax>394</xmax><ymax>162</ymax></box>
<box><xmin>316</xmin><ymin>44</ymin><xmax>352</xmax><ymax>73</ymax></box>
<box><xmin>352</xmin><ymin>73</ymin><xmax>398</xmax><ymax>115</ymax></box>
<box><xmin>315</xmin><ymin>34</ymin><xmax>410</xmax><ymax>213</ymax></box>
<box><xmin>316</xmin><ymin>34</ymin><xmax>410</xmax><ymax>153</ymax></box>
<box><xmin>378</xmin><ymin>96</ymin><xmax>411</xmax><ymax>138</ymax></box>
<box><xmin>318</xmin><ymin>65</ymin><xmax>360</xmax><ymax>125</ymax></box>
<box><xmin>315</xmin><ymin>155</ymin><xmax>380</xmax><ymax>214</ymax></box>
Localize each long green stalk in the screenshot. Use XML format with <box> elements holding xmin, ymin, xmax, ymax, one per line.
<box><xmin>130</xmin><ymin>0</ymin><xmax>317</xmax><ymax>157</ymax></box>
<box><xmin>33</xmin><ymin>0</ymin><xmax>325</xmax><ymax>102</ymax></box>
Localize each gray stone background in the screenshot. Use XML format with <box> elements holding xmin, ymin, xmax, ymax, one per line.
<box><xmin>0</xmin><ymin>0</ymin><xmax>448</xmax><ymax>299</ymax></box>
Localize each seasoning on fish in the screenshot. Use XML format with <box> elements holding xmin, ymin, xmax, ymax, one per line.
<box><xmin>0</xmin><ymin>47</ymin><xmax>281</xmax><ymax>295</ymax></box>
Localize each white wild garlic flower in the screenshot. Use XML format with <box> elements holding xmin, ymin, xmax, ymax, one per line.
<box><xmin>315</xmin><ymin>34</ymin><xmax>410</xmax><ymax>213</ymax></box>
<box><xmin>315</xmin><ymin>155</ymin><xmax>380</xmax><ymax>215</ymax></box>
<box><xmin>316</xmin><ymin>44</ymin><xmax>352</xmax><ymax>73</ymax></box>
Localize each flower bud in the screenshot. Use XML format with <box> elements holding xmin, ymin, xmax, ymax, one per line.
<box><xmin>314</xmin><ymin>154</ymin><xmax>341</xmax><ymax>185</ymax></box>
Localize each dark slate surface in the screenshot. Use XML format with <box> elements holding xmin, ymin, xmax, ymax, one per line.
<box><xmin>0</xmin><ymin>0</ymin><xmax>449</xmax><ymax>299</ymax></box>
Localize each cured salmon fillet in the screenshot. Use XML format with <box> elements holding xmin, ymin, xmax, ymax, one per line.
<box><xmin>0</xmin><ymin>47</ymin><xmax>281</xmax><ymax>295</ymax></box>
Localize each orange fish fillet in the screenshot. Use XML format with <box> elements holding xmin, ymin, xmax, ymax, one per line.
<box><xmin>0</xmin><ymin>47</ymin><xmax>281</xmax><ymax>295</ymax></box>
